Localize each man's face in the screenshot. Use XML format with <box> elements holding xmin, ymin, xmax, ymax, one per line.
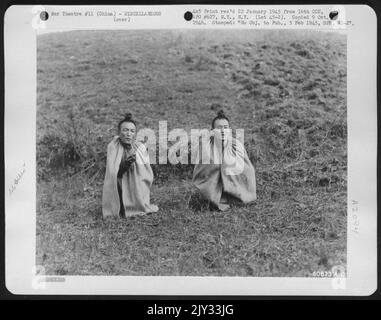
<box><xmin>214</xmin><ymin>118</ymin><xmax>229</xmax><ymax>130</ymax></box>
<box><xmin>119</xmin><ymin>121</ymin><xmax>136</xmax><ymax>144</ymax></box>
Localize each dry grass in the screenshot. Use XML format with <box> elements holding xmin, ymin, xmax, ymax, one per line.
<box><xmin>36</xmin><ymin>30</ymin><xmax>347</xmax><ymax>276</ymax></box>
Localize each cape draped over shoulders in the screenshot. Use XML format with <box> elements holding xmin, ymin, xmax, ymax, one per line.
<box><xmin>192</xmin><ymin>137</ymin><xmax>256</xmax><ymax>211</ymax></box>
<box><xmin>102</xmin><ymin>136</ymin><xmax>158</xmax><ymax>217</ymax></box>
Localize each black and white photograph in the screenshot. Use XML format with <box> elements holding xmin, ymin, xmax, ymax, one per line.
<box><xmin>36</xmin><ymin>29</ymin><xmax>347</xmax><ymax>277</ymax></box>
<box><xmin>4</xmin><ymin>4</ymin><xmax>377</xmax><ymax>296</ymax></box>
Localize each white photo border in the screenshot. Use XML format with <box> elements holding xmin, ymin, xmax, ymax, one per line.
<box><xmin>4</xmin><ymin>4</ymin><xmax>377</xmax><ymax>295</ymax></box>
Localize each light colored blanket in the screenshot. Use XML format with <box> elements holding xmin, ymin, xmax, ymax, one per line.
<box><xmin>192</xmin><ymin>137</ymin><xmax>256</xmax><ymax>211</ymax></box>
<box><xmin>102</xmin><ymin>136</ymin><xmax>158</xmax><ymax>217</ymax></box>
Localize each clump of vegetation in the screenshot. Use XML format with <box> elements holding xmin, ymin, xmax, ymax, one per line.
<box><xmin>37</xmin><ymin>106</ymin><xmax>108</xmax><ymax>181</ymax></box>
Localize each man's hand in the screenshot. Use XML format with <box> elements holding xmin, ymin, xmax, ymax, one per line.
<box><xmin>221</xmin><ymin>129</ymin><xmax>232</xmax><ymax>145</ymax></box>
<box><xmin>126</xmin><ymin>154</ymin><xmax>136</xmax><ymax>167</ymax></box>
<box><xmin>120</xmin><ymin>154</ymin><xmax>136</xmax><ymax>173</ymax></box>
<box><xmin>211</xmin><ymin>128</ymin><xmax>232</xmax><ymax>147</ymax></box>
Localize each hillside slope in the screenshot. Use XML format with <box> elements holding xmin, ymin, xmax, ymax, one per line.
<box><xmin>36</xmin><ymin>30</ymin><xmax>347</xmax><ymax>276</ymax></box>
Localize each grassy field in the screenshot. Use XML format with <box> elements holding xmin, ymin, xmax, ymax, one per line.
<box><xmin>36</xmin><ymin>30</ymin><xmax>347</xmax><ymax>276</ymax></box>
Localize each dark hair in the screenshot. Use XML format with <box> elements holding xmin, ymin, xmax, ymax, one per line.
<box><xmin>118</xmin><ymin>113</ymin><xmax>137</xmax><ymax>131</ymax></box>
<box><xmin>212</xmin><ymin>110</ymin><xmax>230</xmax><ymax>129</ymax></box>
